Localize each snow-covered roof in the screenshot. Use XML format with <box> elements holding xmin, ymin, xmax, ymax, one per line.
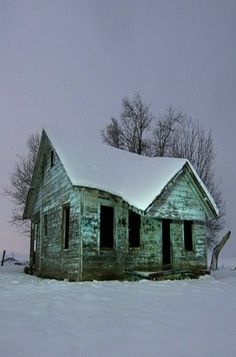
<box><xmin>44</xmin><ymin>126</ymin><xmax>219</xmax><ymax>216</ymax></box>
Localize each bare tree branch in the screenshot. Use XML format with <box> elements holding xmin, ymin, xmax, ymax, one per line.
<box><xmin>3</xmin><ymin>133</ymin><xmax>40</xmax><ymax>234</ymax></box>
<box><xmin>102</xmin><ymin>93</ymin><xmax>153</xmax><ymax>155</ymax></box>
<box><xmin>152</xmin><ymin>105</ymin><xmax>184</xmax><ymax>157</ymax></box>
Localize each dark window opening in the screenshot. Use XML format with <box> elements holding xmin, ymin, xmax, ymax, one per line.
<box><xmin>184</xmin><ymin>220</ymin><xmax>193</xmax><ymax>251</ymax></box>
<box><xmin>33</xmin><ymin>222</ymin><xmax>38</xmax><ymax>252</ymax></box>
<box><xmin>162</xmin><ymin>219</ymin><xmax>171</xmax><ymax>266</ymax></box>
<box><xmin>42</xmin><ymin>153</ymin><xmax>47</xmax><ymax>179</ymax></box>
<box><xmin>63</xmin><ymin>206</ymin><xmax>70</xmax><ymax>249</ymax></box>
<box><xmin>31</xmin><ymin>220</ymin><xmax>39</xmax><ymax>267</ymax></box>
<box><xmin>129</xmin><ymin>210</ymin><xmax>141</xmax><ymax>247</ymax></box>
<box><xmin>44</xmin><ymin>214</ymin><xmax>48</xmax><ymax>236</ymax></box>
<box><xmin>50</xmin><ymin>150</ymin><xmax>55</xmax><ymax>168</ymax></box>
<box><xmin>100</xmin><ymin>205</ymin><xmax>114</xmax><ymax>249</ymax></box>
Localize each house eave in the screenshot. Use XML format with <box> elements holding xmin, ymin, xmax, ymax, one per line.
<box><xmin>184</xmin><ymin>162</ymin><xmax>219</xmax><ymax>219</ymax></box>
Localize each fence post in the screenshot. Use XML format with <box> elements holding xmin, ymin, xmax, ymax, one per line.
<box><xmin>1</xmin><ymin>250</ymin><xmax>6</xmax><ymax>266</ymax></box>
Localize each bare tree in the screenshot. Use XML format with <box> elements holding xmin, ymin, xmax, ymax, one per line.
<box><xmin>151</xmin><ymin>105</ymin><xmax>184</xmax><ymax>157</ymax></box>
<box><xmin>101</xmin><ymin>117</ymin><xmax>123</xmax><ymax>149</ymax></box>
<box><xmin>102</xmin><ymin>93</ymin><xmax>153</xmax><ymax>155</ymax></box>
<box><xmin>3</xmin><ymin>133</ymin><xmax>40</xmax><ymax>233</ymax></box>
<box><xmin>102</xmin><ymin>96</ymin><xmax>225</xmax><ymax>247</ymax></box>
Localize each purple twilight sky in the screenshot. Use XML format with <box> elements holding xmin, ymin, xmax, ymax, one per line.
<box><xmin>0</xmin><ymin>0</ymin><xmax>235</xmax><ymax>256</ymax></box>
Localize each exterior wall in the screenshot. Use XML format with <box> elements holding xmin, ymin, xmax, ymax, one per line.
<box><xmin>147</xmin><ymin>173</ymin><xmax>207</xmax><ymax>270</ymax></box>
<box><xmin>31</xmin><ymin>145</ymin><xmax>81</xmax><ymax>281</ymax></box>
<box><xmin>81</xmin><ymin>189</ymin><xmax>123</xmax><ymax>280</ymax></box>
<box><xmin>80</xmin><ymin>189</ymin><xmax>163</xmax><ymax>280</ymax></box>
<box><xmin>170</xmin><ymin>220</ymin><xmax>207</xmax><ymax>270</ymax></box>
<box><xmin>124</xmin><ymin>216</ymin><xmax>162</xmax><ymax>272</ymax></box>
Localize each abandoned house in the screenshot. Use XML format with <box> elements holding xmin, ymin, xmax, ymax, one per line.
<box><xmin>23</xmin><ymin>127</ymin><xmax>219</xmax><ymax>281</ymax></box>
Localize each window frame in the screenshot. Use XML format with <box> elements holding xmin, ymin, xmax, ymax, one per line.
<box><xmin>183</xmin><ymin>220</ymin><xmax>194</xmax><ymax>252</ymax></box>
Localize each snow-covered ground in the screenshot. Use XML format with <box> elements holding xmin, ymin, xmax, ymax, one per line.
<box><xmin>1</xmin><ymin>258</ymin><xmax>236</xmax><ymax>357</ymax></box>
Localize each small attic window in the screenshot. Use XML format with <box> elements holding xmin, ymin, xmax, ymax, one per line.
<box><xmin>50</xmin><ymin>150</ymin><xmax>55</xmax><ymax>168</ymax></box>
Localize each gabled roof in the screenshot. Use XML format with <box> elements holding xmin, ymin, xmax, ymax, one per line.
<box><xmin>40</xmin><ymin>126</ymin><xmax>218</xmax><ymax>217</ymax></box>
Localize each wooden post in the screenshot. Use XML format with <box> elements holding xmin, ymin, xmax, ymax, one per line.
<box><xmin>1</xmin><ymin>250</ymin><xmax>6</xmax><ymax>266</ymax></box>
<box><xmin>210</xmin><ymin>231</ymin><xmax>231</xmax><ymax>271</ymax></box>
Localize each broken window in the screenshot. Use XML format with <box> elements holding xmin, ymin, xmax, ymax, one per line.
<box><xmin>162</xmin><ymin>219</ymin><xmax>171</xmax><ymax>266</ymax></box>
<box><xmin>63</xmin><ymin>206</ymin><xmax>70</xmax><ymax>249</ymax></box>
<box><xmin>100</xmin><ymin>205</ymin><xmax>114</xmax><ymax>249</ymax></box>
<box><xmin>184</xmin><ymin>220</ymin><xmax>193</xmax><ymax>251</ymax></box>
<box><xmin>43</xmin><ymin>213</ymin><xmax>48</xmax><ymax>236</ymax></box>
<box><xmin>50</xmin><ymin>150</ymin><xmax>55</xmax><ymax>168</ymax></box>
<box><xmin>129</xmin><ymin>210</ymin><xmax>141</xmax><ymax>248</ymax></box>
<box><xmin>33</xmin><ymin>222</ymin><xmax>38</xmax><ymax>252</ymax></box>
<box><xmin>30</xmin><ymin>219</ymin><xmax>39</xmax><ymax>267</ymax></box>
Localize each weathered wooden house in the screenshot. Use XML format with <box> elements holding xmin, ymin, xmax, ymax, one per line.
<box><xmin>23</xmin><ymin>127</ymin><xmax>219</xmax><ymax>281</ymax></box>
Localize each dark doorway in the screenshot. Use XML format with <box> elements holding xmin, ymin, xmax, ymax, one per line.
<box><xmin>100</xmin><ymin>205</ymin><xmax>114</xmax><ymax>248</ymax></box>
<box><xmin>162</xmin><ymin>219</ymin><xmax>171</xmax><ymax>267</ymax></box>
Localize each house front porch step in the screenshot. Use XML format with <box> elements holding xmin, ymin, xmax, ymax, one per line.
<box><xmin>126</xmin><ymin>269</ymin><xmax>210</xmax><ymax>281</ymax></box>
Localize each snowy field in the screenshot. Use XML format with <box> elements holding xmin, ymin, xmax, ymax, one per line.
<box><xmin>1</xmin><ymin>258</ymin><xmax>236</xmax><ymax>357</ymax></box>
